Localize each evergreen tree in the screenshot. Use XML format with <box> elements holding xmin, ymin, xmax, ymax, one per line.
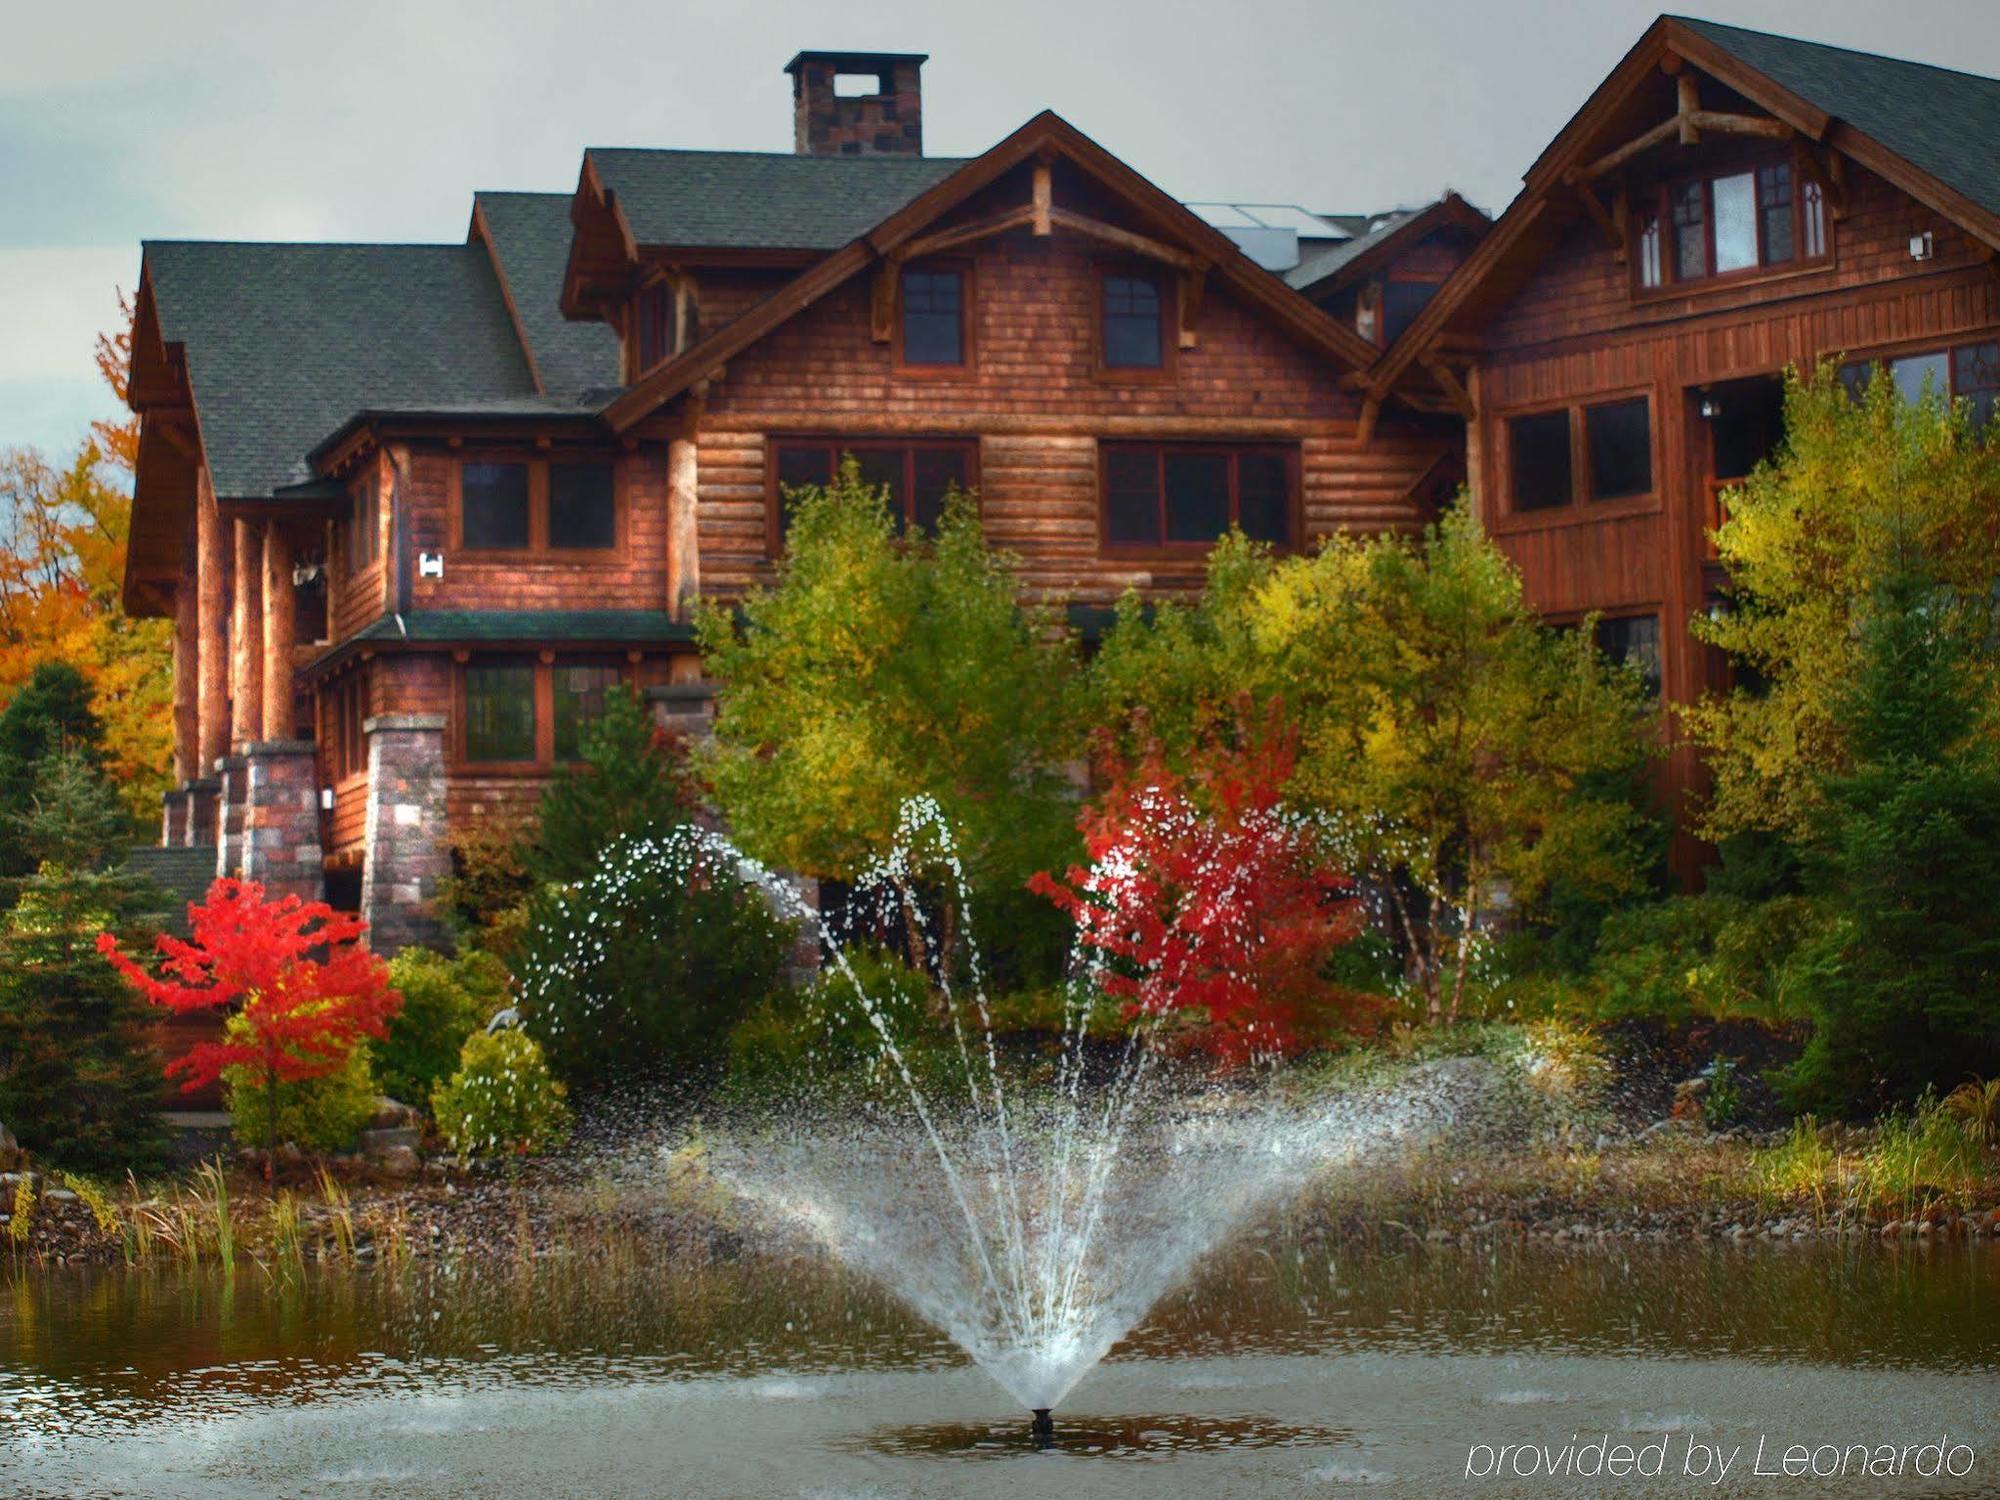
<box><xmin>530</xmin><ymin>689</ymin><xmax>694</xmax><ymax>884</ymax></box>
<box><xmin>0</xmin><ymin>662</ymin><xmax>107</xmax><ymax>877</ymax></box>
<box><xmin>1781</xmin><ymin>548</ymin><xmax>2000</xmax><ymax>1111</ymax></box>
<box><xmin>0</xmin><ymin>750</ymin><xmax>167</xmax><ymax>1173</ymax></box>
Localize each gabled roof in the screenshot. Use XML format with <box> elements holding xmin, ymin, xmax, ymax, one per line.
<box><xmin>1368</xmin><ymin>16</ymin><xmax>2000</xmax><ymax>396</ymax></box>
<box><xmin>1285</xmin><ymin>193</ymin><xmax>1490</xmax><ymax>294</ymax></box>
<box><xmin>1674</xmin><ymin>17</ymin><xmax>2000</xmax><ymax>225</ymax></box>
<box><xmin>472</xmin><ymin>191</ymin><xmax>622</xmax><ymax>395</ymax></box>
<box><xmin>141</xmin><ymin>241</ymin><xmax>537</xmax><ymax>500</ymax></box>
<box><xmin>600</xmin><ymin>111</ymin><xmax>1390</xmax><ymax>431</ymax></box>
<box><xmin>584</xmin><ymin>148</ymin><xmax>968</xmax><ymax>251</ymax></box>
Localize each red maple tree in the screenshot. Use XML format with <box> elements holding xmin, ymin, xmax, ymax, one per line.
<box><xmin>1030</xmin><ymin>730</ymin><xmax>1374</xmax><ymax>1063</ymax></box>
<box><xmin>99</xmin><ymin>879</ymin><xmax>401</xmax><ymax>1161</ymax></box>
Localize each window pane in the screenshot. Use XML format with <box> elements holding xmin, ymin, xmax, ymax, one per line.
<box><xmin>901</xmin><ymin>270</ymin><xmax>963</xmax><ymax>365</ymax></box>
<box><xmin>1636</xmin><ymin>211</ymin><xmax>1662</xmax><ymax>289</ymax></box>
<box><xmin>1585</xmin><ymin>398</ymin><xmax>1651</xmax><ymax>500</ymax></box>
<box><xmin>775</xmin><ymin>446</ymin><xmax>833</xmax><ymax>539</ymax></box>
<box><xmin>1671</xmin><ymin>180</ymin><xmax>1707</xmax><ymax>279</ymax></box>
<box><xmin>1712</xmin><ymin>172</ymin><xmax>1757</xmax><ymax>273</ymax></box>
<box><xmin>1757</xmin><ymin>164</ymin><xmax>1795</xmax><ymax>264</ymax></box>
<box><xmin>912</xmin><ymin>447</ymin><xmax>969</xmax><ymax>535</ymax></box>
<box><xmin>1508</xmin><ymin>410</ymin><xmax>1573</xmax><ymax>511</ymax></box>
<box><xmin>1890</xmin><ymin>351</ymin><xmax>1949</xmax><ymax>406</ymax></box>
<box><xmin>1102</xmin><ymin>275</ymin><xmax>1163</xmax><ymax>368</ymax></box>
<box><xmin>1710</xmin><ymin>380</ymin><xmax>1786</xmax><ymax>481</ymax></box>
<box><xmin>1594</xmin><ymin>615</ymin><xmax>1661</xmax><ymax>698</ymax></box>
<box><xmin>463</xmin><ymin>662</ymin><xmax>535</xmax><ymax>763</ymax></box>
<box><xmin>462</xmin><ymin>462</ymin><xmax>530</xmax><ymax>550</ymax></box>
<box><xmin>855</xmin><ymin>448</ymin><xmax>908</xmax><ymax>531</ymax></box>
<box><xmin>1837</xmin><ymin>361</ymin><xmax>1873</xmax><ymax>404</ymax></box>
<box><xmin>549</xmin><ymin>463</ymin><xmax>616</xmax><ymax>550</ymax></box>
<box><xmin>1954</xmin><ymin>342</ymin><xmax>2000</xmax><ymax>430</ymax></box>
<box><xmin>1802</xmin><ymin>180</ymin><xmax>1826</xmax><ymax>258</ymax></box>
<box><xmin>1104</xmin><ymin>448</ymin><xmax>1160</xmax><ymax>546</ymax></box>
<box><xmin>1237</xmin><ymin>452</ymin><xmax>1291</xmax><ymax>544</ymax></box>
<box><xmin>553</xmin><ymin>663</ymin><xmax>621</xmax><ymax>762</ymax></box>
<box><xmin>1163</xmin><ymin>451</ymin><xmax>1230</xmax><ymax>543</ymax></box>
<box><xmin>1380</xmin><ymin>280</ymin><xmax>1438</xmax><ymax>346</ymax></box>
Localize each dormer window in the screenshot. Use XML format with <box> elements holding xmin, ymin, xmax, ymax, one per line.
<box><xmin>899</xmin><ymin>265</ymin><xmax>965</xmax><ymax>366</ymax></box>
<box><xmin>1636</xmin><ymin>156</ymin><xmax>1827</xmax><ymax>290</ymax></box>
<box><xmin>1101</xmin><ymin>273</ymin><xmax>1164</xmax><ymax>369</ymax></box>
<box><xmin>632</xmin><ymin>278</ymin><xmax>700</xmax><ymax>376</ymax></box>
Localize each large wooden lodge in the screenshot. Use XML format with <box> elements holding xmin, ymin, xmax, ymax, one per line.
<box><xmin>123</xmin><ymin>18</ymin><xmax>2000</xmax><ymax>945</ymax></box>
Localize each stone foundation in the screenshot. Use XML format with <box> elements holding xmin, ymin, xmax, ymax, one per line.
<box><xmin>214</xmin><ymin>756</ymin><xmax>248</xmax><ymax>880</ymax></box>
<box><xmin>241</xmin><ymin>741</ymin><xmax>325</xmax><ymax>901</ymax></box>
<box><xmin>360</xmin><ymin>713</ymin><xmax>448</xmax><ymax>953</ymax></box>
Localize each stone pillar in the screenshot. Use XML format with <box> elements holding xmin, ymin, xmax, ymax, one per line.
<box><xmin>161</xmin><ymin>787</ymin><xmax>188</xmax><ymax>848</ymax></box>
<box><xmin>262</xmin><ymin>527</ymin><xmax>296</xmax><ymax>740</ymax></box>
<box><xmin>241</xmin><ymin>740</ymin><xmax>324</xmax><ymax>901</ymax></box>
<box><xmin>360</xmin><ymin>713</ymin><xmax>448</xmax><ymax>953</ymax></box>
<box><xmin>646</xmin><ymin>679</ymin><xmax>716</xmax><ymax>746</ymax></box>
<box><xmin>665</xmin><ymin>430</ymin><xmax>700</xmax><ymax>621</ymax></box>
<box><xmin>230</xmin><ymin>517</ymin><xmax>263</xmax><ymax>750</ymax></box>
<box><xmin>185</xmin><ymin>778</ymin><xmax>220</xmax><ymax>849</ymax></box>
<box><xmin>196</xmin><ymin>472</ymin><xmax>228</xmax><ymax>773</ymax></box>
<box><xmin>215</xmin><ymin>754</ymin><xmax>248</xmax><ymax>879</ymax></box>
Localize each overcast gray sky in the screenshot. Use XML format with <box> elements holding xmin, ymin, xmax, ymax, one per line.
<box><xmin>4</xmin><ymin>0</ymin><xmax>1997</xmax><ymax>462</ymax></box>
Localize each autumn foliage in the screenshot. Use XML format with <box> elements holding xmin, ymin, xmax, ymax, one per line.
<box><xmin>1030</xmin><ymin>730</ymin><xmax>1374</xmax><ymax>1063</ymax></box>
<box><xmin>98</xmin><ymin>879</ymin><xmax>401</xmax><ymax>1102</ymax></box>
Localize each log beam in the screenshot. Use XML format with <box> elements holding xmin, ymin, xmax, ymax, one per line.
<box><xmin>1177</xmin><ymin>266</ymin><xmax>1206</xmax><ymax>350</ymax></box>
<box><xmin>892</xmin><ymin>203</ymin><xmax>1035</xmax><ymax>263</ymax></box>
<box><xmin>261</xmin><ymin>525</ymin><xmax>295</xmax><ymax>741</ymax></box>
<box><xmin>230</xmin><ymin>517</ymin><xmax>263</xmax><ymax>749</ymax></box>
<box><xmin>196</xmin><ymin>472</ymin><xmax>228</xmax><ymax>773</ymax></box>
<box><xmin>871</xmin><ymin>261</ymin><xmax>896</xmax><ymax>343</ymax></box>
<box><xmin>172</xmin><ymin>568</ymin><xmax>198</xmax><ymax>784</ymax></box>
<box><xmin>1677</xmin><ymin>72</ymin><xmax>1701</xmax><ymax>146</ymax></box>
<box><xmin>1572</xmin><ymin>181</ymin><xmax>1625</xmax><ymax>259</ymax></box>
<box><xmin>1045</xmin><ymin>206</ymin><xmax>1206</xmax><ymax>271</ymax></box>
<box><xmin>666</xmin><ymin>408</ymin><xmax>702</xmax><ymax>622</ymax></box>
<box><xmin>1356</xmin><ymin>395</ymin><xmax>1382</xmax><ymax>447</ymax></box>
<box><xmin>1423</xmin><ymin>360</ymin><xmax>1477</xmax><ymax>422</ymax></box>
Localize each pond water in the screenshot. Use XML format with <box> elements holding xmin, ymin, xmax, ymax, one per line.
<box><xmin>4</xmin><ymin>1234</ymin><xmax>1996</xmax><ymax>1498</ymax></box>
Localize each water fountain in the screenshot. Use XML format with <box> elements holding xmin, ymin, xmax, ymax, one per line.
<box><xmin>558</xmin><ymin>798</ymin><xmax>1463</xmax><ymax>1431</ymax></box>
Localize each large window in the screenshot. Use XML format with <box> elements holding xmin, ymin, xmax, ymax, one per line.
<box><xmin>462</xmin><ymin>660</ymin><xmax>536</xmax><ymax>765</ymax></box>
<box><xmin>1101</xmin><ymin>443</ymin><xmax>1295</xmax><ymax>552</ymax></box>
<box><xmin>900</xmin><ymin>266</ymin><xmax>965</xmax><ymax>366</ymax></box>
<box><xmin>325</xmin><ymin>673</ymin><xmax>368</xmax><ymax>781</ymax></box>
<box><xmin>1505</xmin><ymin>397</ymin><xmax>1655</xmax><ymax>515</ymax></box>
<box><xmin>1594</xmin><ymin>614</ymin><xmax>1662</xmax><ymax>699</ymax></box>
<box><xmin>1636</xmin><ymin>157</ymin><xmax>1826</xmax><ymax>289</ymax></box>
<box><xmin>456</xmin><ymin>457</ymin><xmax>619</xmax><ymax>556</ymax></box>
<box><xmin>771</xmin><ymin>439</ymin><xmax>976</xmax><ymax>543</ymax></box>
<box><xmin>1839</xmin><ymin>339</ymin><xmax>2000</xmax><ymax>429</ymax></box>
<box><xmin>460</xmin><ymin>462</ymin><xmax>531</xmax><ymax>551</ymax></box>
<box><xmin>1101</xmin><ymin>273</ymin><xmax>1164</xmax><ymax>369</ymax></box>
<box><xmin>553</xmin><ymin>661</ymin><xmax>623</xmax><ymax>762</ymax></box>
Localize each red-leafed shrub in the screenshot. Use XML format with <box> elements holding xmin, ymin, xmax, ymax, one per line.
<box><xmin>99</xmin><ymin>879</ymin><xmax>402</xmax><ymax>1159</ymax></box>
<box><xmin>1030</xmin><ymin>730</ymin><xmax>1375</xmax><ymax>1064</ymax></box>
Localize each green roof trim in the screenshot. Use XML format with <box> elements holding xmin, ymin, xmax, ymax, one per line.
<box><xmin>1678</xmin><ymin>17</ymin><xmax>2000</xmax><ymax>225</ymax></box>
<box><xmin>311</xmin><ymin>610</ymin><xmax>695</xmax><ymax>672</ymax></box>
<box><xmin>586</xmin><ymin>148</ymin><xmax>968</xmax><ymax>251</ymax></box>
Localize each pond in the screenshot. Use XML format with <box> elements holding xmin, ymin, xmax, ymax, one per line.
<box><xmin>4</xmin><ymin>1232</ymin><xmax>1996</xmax><ymax>1497</ymax></box>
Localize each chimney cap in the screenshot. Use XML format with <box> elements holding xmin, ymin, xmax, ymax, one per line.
<box><xmin>784</xmin><ymin>50</ymin><xmax>929</xmax><ymax>77</ymax></box>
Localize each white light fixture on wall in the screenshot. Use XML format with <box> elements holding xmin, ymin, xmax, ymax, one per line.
<box><xmin>1909</xmin><ymin>230</ymin><xmax>1935</xmax><ymax>261</ymax></box>
<box><xmin>418</xmin><ymin>551</ymin><xmax>445</xmax><ymax>579</ymax></box>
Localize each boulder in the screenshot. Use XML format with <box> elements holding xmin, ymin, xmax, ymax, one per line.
<box><xmin>375</xmin><ymin>1145</ymin><xmax>421</xmax><ymax>1180</ymax></box>
<box><xmin>360</xmin><ymin>1126</ymin><xmax>422</xmax><ymax>1158</ymax></box>
<box><xmin>369</xmin><ymin>1097</ymin><xmax>422</xmax><ymax>1131</ymax></box>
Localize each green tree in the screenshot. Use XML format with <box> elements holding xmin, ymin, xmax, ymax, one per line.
<box><xmin>0</xmin><ymin>750</ymin><xmax>167</xmax><ymax>1172</ymax></box>
<box><xmin>377</xmin><ymin>948</ymin><xmax>512</xmax><ymax>1105</ymax></box>
<box><xmin>1779</xmin><ymin>546</ymin><xmax>2000</xmax><ymax>1111</ymax></box>
<box><xmin>531</xmin><ymin>689</ymin><xmax>694</xmax><ymax>884</ymax></box>
<box><xmin>695</xmin><ymin>461</ymin><xmax>1082</xmax><ymax>987</ymax></box>
<box><xmin>1687</xmin><ymin>363</ymin><xmax>2000</xmax><ymax>842</ymax></box>
<box><xmin>1092</xmin><ymin>508</ymin><xmax>1657</xmax><ymax>1019</ymax></box>
<box><xmin>0</xmin><ymin>662</ymin><xmax>108</xmax><ymax>877</ymax></box>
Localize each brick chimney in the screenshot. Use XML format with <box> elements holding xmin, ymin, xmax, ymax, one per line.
<box><xmin>785</xmin><ymin>51</ymin><xmax>926</xmax><ymax>157</ymax></box>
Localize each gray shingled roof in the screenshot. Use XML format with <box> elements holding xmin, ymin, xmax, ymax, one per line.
<box><xmin>146</xmin><ymin>241</ymin><xmax>538</xmax><ymax>500</ymax></box>
<box><xmin>586</xmin><ymin>148</ymin><xmax>967</xmax><ymax>250</ymax></box>
<box><xmin>1679</xmin><ymin>17</ymin><xmax>2000</xmax><ymax>224</ymax></box>
<box><xmin>474</xmin><ymin>191</ymin><xmax>622</xmax><ymax>395</ymax></box>
<box><xmin>1284</xmin><ymin>209</ymin><xmax>1418</xmax><ymax>291</ymax></box>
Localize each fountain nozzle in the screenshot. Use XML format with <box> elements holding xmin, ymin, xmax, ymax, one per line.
<box><xmin>1030</xmin><ymin>1408</ymin><xmax>1055</xmax><ymax>1447</ymax></box>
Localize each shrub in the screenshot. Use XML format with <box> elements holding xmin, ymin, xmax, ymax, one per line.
<box><xmin>726</xmin><ymin>946</ymin><xmax>932</xmax><ymax>1101</ymax></box>
<box><xmin>438</xmin><ymin>812</ymin><xmax>538</xmax><ymax>954</ymax></box>
<box><xmin>531</xmin><ymin>690</ymin><xmax>694</xmax><ymax>884</ymax></box>
<box><xmin>516</xmin><ymin>831</ymin><xmax>795</xmax><ymax>1089</ymax></box>
<box><xmin>377</xmin><ymin>949</ymin><xmax>511</xmax><ymax>1106</ymax></box>
<box><xmin>222</xmin><ymin>1015</ymin><xmax>378</xmax><ymax>1154</ymax></box>
<box><xmin>432</xmin><ymin>1029</ymin><xmax>570</xmax><ymax>1158</ymax></box>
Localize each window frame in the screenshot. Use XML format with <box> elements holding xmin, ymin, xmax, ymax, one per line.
<box><xmin>764</xmin><ymin>437</ymin><xmax>980</xmax><ymax>555</ymax></box>
<box><xmin>1834</xmin><ymin>333</ymin><xmax>2000</xmax><ymax>429</ymax></box>
<box><xmin>322</xmin><ymin>671</ymin><xmax>369</xmax><ymax>783</ymax></box>
<box><xmin>894</xmin><ymin>259</ymin><xmax>974</xmax><ymax>376</ymax></box>
<box><xmin>1495</xmin><ymin>388</ymin><xmax>1660</xmax><ymax>528</ymax></box>
<box><xmin>1630</xmin><ymin>147</ymin><xmax>1831</xmax><ymax>298</ymax></box>
<box><xmin>1095</xmin><ymin>264</ymin><xmax>1175</xmax><ymax>380</ymax></box>
<box><xmin>450</xmin><ymin>453</ymin><xmax>625</xmax><ymax>563</ymax></box>
<box><xmin>1096</xmin><ymin>441</ymin><xmax>1301</xmax><ymax>558</ymax></box>
<box><xmin>453</xmin><ymin>654</ymin><xmax>635</xmax><ymax>773</ymax></box>
<box><xmin>345</xmin><ymin>471</ymin><xmax>379</xmax><ymax>573</ymax></box>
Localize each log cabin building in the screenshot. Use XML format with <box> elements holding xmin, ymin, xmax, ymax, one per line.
<box><xmin>122</xmin><ymin>19</ymin><xmax>2000</xmax><ymax>946</ymax></box>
